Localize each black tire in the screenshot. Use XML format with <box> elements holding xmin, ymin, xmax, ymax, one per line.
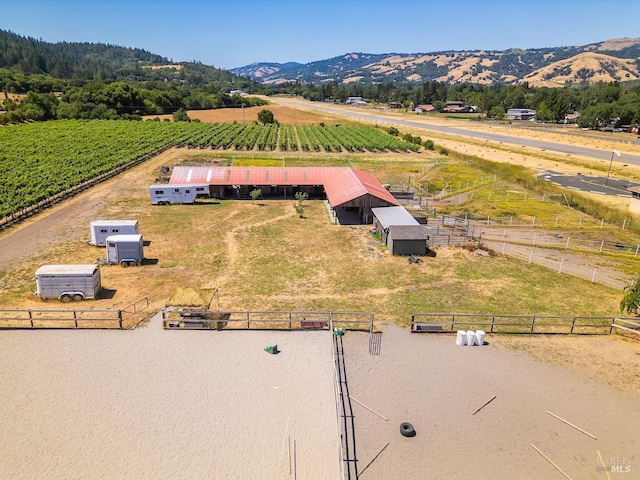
<box><xmin>400</xmin><ymin>422</ymin><xmax>416</xmax><ymax>437</ymax></box>
<box><xmin>72</xmin><ymin>294</ymin><xmax>84</xmax><ymax>302</ymax></box>
<box><xmin>60</xmin><ymin>294</ymin><xmax>72</xmax><ymax>303</ymax></box>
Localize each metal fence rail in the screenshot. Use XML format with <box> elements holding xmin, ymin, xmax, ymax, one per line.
<box><xmin>411</xmin><ymin>313</ymin><xmax>639</xmax><ymax>335</ymax></box>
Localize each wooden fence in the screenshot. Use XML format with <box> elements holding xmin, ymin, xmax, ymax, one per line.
<box><xmin>411</xmin><ymin>313</ymin><xmax>640</xmax><ymax>336</ymax></box>
<box><xmin>163</xmin><ymin>309</ymin><xmax>374</xmax><ymax>332</ymax></box>
<box><xmin>0</xmin><ymin>298</ymin><xmax>149</xmax><ymax>330</ymax></box>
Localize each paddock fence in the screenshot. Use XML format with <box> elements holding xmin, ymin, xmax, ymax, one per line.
<box><xmin>163</xmin><ymin>309</ymin><xmax>374</xmax><ymax>333</ymax></box>
<box><xmin>411</xmin><ymin>313</ymin><xmax>640</xmax><ymax>336</ymax></box>
<box><xmin>0</xmin><ymin>298</ymin><xmax>149</xmax><ymax>330</ymax></box>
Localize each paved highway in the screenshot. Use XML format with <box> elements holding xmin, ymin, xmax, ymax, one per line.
<box><xmin>539</xmin><ymin>170</ymin><xmax>640</xmax><ymax>197</ymax></box>
<box><xmin>272</xmin><ymin>97</ymin><xmax>640</xmax><ymax>167</ymax></box>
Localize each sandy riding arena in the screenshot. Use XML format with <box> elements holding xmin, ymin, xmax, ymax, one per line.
<box><xmin>0</xmin><ymin>313</ymin><xmax>340</xmax><ymax>480</ymax></box>
<box><xmin>342</xmin><ymin>325</ymin><xmax>639</xmax><ymax>479</ymax></box>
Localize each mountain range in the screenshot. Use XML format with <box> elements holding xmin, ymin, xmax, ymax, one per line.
<box><xmin>230</xmin><ymin>38</ymin><xmax>640</xmax><ymax>87</ymax></box>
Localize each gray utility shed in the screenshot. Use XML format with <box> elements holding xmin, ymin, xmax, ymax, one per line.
<box><xmin>372</xmin><ymin>206</ymin><xmax>428</xmax><ymax>255</ymax></box>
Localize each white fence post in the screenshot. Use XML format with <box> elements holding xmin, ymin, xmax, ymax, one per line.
<box><xmin>622</xmin><ymin>219</ymin><xmax>627</xmax><ymax>231</ymax></box>
<box><xmin>532</xmin><ymin>217</ymin><xmax>536</xmax><ymax>227</ymax></box>
<box><xmin>600</xmin><ymin>219</ymin><xmax>604</xmax><ymax>229</ymax></box>
<box><xmin>565</xmin><ymin>237</ymin><xmax>570</xmax><ymax>250</ymax></box>
<box><xmin>591</xmin><ymin>269</ymin><xmax>597</xmax><ymax>283</ymax></box>
<box><xmin>599</xmin><ymin>240</ymin><xmax>604</xmax><ymax>252</ymax></box>
<box><xmin>635</xmin><ymin>245</ymin><xmax>639</xmax><ymax>257</ymax></box>
<box><xmin>502</xmin><ymin>242</ymin><xmax>506</xmax><ymax>254</ymax></box>
<box><xmin>578</xmin><ymin>217</ymin><xmax>583</xmax><ymax>228</ymax></box>
<box><xmin>532</xmin><ymin>233</ymin><xmax>537</xmax><ymax>247</ymax></box>
<box><xmin>559</xmin><ymin>259</ymin><xmax>564</xmax><ymax>273</ymax></box>
<box><xmin>555</xmin><ymin>215</ymin><xmax>559</xmax><ymax>228</ymax></box>
<box><xmin>528</xmin><ymin>250</ymin><xmax>533</xmax><ymax>264</ymax></box>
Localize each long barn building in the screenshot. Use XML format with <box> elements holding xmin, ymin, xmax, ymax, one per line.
<box><xmin>169</xmin><ymin>166</ymin><xmax>399</xmax><ymax>223</ymax></box>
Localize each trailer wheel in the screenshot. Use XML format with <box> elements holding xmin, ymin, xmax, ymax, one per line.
<box><xmin>73</xmin><ymin>294</ymin><xmax>84</xmax><ymax>302</ymax></box>
<box><xmin>121</xmin><ymin>261</ymin><xmax>130</xmax><ymax>268</ymax></box>
<box><xmin>60</xmin><ymin>294</ymin><xmax>72</xmax><ymax>303</ymax></box>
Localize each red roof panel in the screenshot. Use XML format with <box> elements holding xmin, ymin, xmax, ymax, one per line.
<box><xmin>169</xmin><ymin>166</ymin><xmax>399</xmax><ymax>207</ymax></box>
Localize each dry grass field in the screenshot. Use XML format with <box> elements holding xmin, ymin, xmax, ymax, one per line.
<box><xmin>144</xmin><ymin>103</ymin><xmax>337</xmax><ymax>125</ymax></box>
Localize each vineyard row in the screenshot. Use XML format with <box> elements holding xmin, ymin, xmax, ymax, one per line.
<box><xmin>0</xmin><ymin>120</ymin><xmax>420</xmax><ymax>218</ymax></box>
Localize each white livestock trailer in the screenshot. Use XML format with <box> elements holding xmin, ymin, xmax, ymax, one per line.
<box><xmin>149</xmin><ymin>184</ymin><xmax>210</xmax><ymax>205</ymax></box>
<box><xmin>90</xmin><ymin>220</ymin><xmax>139</xmax><ymax>246</ymax></box>
<box><xmin>104</xmin><ymin>234</ymin><xmax>144</xmax><ymax>266</ymax></box>
<box><xmin>35</xmin><ymin>264</ymin><xmax>102</xmax><ymax>302</ymax></box>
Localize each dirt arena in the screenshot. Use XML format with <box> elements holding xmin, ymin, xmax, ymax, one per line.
<box><xmin>343</xmin><ymin>325</ymin><xmax>639</xmax><ymax>479</ymax></box>
<box><xmin>0</xmin><ymin>313</ymin><xmax>341</xmax><ymax>479</ymax></box>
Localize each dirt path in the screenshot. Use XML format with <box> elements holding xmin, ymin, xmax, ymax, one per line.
<box><xmin>0</xmin><ymin>148</ymin><xmax>185</xmax><ymax>271</ymax></box>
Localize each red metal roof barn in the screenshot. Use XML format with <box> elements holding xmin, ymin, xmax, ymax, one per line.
<box><xmin>169</xmin><ymin>166</ymin><xmax>399</xmax><ymax>223</ymax></box>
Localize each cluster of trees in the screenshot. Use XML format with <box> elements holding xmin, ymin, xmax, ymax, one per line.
<box><xmin>0</xmin><ymin>30</ymin><xmax>271</xmax><ymax>123</ymax></box>
<box><xmin>278</xmin><ymin>80</ymin><xmax>640</xmax><ymax>129</ymax></box>
<box><xmin>0</xmin><ymin>81</ymin><xmax>268</xmax><ymax>123</ymax></box>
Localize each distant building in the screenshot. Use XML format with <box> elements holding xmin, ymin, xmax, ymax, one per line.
<box><xmin>346</xmin><ymin>96</ymin><xmax>367</xmax><ymax>105</ymax></box>
<box><xmin>415</xmin><ymin>104</ymin><xmax>436</xmax><ymax>114</ymax></box>
<box><xmin>229</xmin><ymin>90</ymin><xmax>248</xmax><ymax>96</ymax></box>
<box><xmin>507</xmin><ymin>108</ymin><xmax>536</xmax><ymax>120</ymax></box>
<box><xmin>442</xmin><ymin>101</ymin><xmax>477</xmax><ymax>113</ymax></box>
<box><xmin>564</xmin><ymin>111</ymin><xmax>580</xmax><ymax>123</ymax></box>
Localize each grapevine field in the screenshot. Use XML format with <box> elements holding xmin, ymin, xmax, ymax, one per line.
<box><xmin>0</xmin><ymin>120</ymin><xmax>419</xmax><ymax>218</ymax></box>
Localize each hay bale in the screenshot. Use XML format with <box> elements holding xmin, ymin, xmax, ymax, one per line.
<box><xmin>166</xmin><ymin>287</ymin><xmax>216</xmax><ymax>308</ymax></box>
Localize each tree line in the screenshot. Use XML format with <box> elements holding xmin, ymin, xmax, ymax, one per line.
<box><xmin>277</xmin><ymin>80</ymin><xmax>640</xmax><ymax>129</ymax></box>
<box><xmin>1</xmin><ymin>80</ymin><xmax>268</xmax><ymax>123</ymax></box>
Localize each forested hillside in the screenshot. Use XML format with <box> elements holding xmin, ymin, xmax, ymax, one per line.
<box><xmin>0</xmin><ymin>30</ymin><xmax>270</xmax><ymax>122</ymax></box>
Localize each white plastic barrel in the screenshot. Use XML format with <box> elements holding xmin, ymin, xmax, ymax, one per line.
<box><xmin>466</xmin><ymin>330</ymin><xmax>476</xmax><ymax>346</ymax></box>
<box><xmin>456</xmin><ymin>330</ymin><xmax>467</xmax><ymax>346</ymax></box>
<box><xmin>475</xmin><ymin>330</ymin><xmax>486</xmax><ymax>346</ymax></box>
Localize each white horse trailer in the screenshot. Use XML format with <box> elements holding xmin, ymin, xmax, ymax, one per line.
<box><xmin>90</xmin><ymin>220</ymin><xmax>139</xmax><ymax>246</ymax></box>
<box><xmin>35</xmin><ymin>264</ymin><xmax>102</xmax><ymax>302</ymax></box>
<box><xmin>105</xmin><ymin>234</ymin><xmax>144</xmax><ymax>266</ymax></box>
<box><xmin>149</xmin><ymin>184</ymin><xmax>210</xmax><ymax>205</ymax></box>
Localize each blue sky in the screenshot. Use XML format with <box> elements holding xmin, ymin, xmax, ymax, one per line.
<box><xmin>1</xmin><ymin>0</ymin><xmax>639</xmax><ymax>70</ymax></box>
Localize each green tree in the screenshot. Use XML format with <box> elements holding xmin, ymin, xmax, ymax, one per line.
<box><xmin>257</xmin><ymin>108</ymin><xmax>275</xmax><ymax>124</ymax></box>
<box><xmin>294</xmin><ymin>191</ymin><xmax>308</xmax><ymax>218</ymax></box>
<box><xmin>489</xmin><ymin>106</ymin><xmax>505</xmax><ymax>119</ymax></box>
<box><xmin>173</xmin><ymin>107</ymin><xmax>190</xmax><ymax>122</ymax></box>
<box><xmin>249</xmin><ymin>188</ymin><xmax>262</xmax><ymax>201</ymax></box>
<box><xmin>620</xmin><ymin>276</ymin><xmax>640</xmax><ymax>315</ymax></box>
